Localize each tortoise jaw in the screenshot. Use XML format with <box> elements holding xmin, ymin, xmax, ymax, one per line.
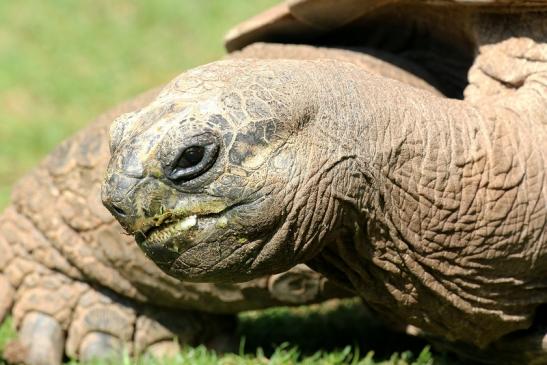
<box><xmin>140</xmin><ymin>214</ymin><xmax>198</xmax><ymax>247</ymax></box>
<box><xmin>135</xmin><ymin>213</ymin><xmax>212</xmax><ymax>268</ymax></box>
<box><xmin>139</xmin><ymin>211</ymin><xmax>193</xmax><ymax>236</ymax></box>
<box><xmin>135</xmin><ymin>199</ymin><xmax>230</xmax><ymax>238</ymax></box>
<box><xmin>135</xmin><ymin>202</ymin><xmax>241</xmax><ymax>261</ymax></box>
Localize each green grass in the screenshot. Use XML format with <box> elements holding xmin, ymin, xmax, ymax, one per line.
<box><xmin>1</xmin><ymin>300</ymin><xmax>448</xmax><ymax>365</ymax></box>
<box><xmin>63</xmin><ymin>346</ymin><xmax>436</xmax><ymax>365</ymax></box>
<box><xmin>0</xmin><ymin>317</ymin><xmax>15</xmax><ymax>356</ymax></box>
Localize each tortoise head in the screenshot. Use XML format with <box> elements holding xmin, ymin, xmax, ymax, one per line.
<box><xmin>102</xmin><ymin>59</ymin><xmax>330</xmax><ymax>282</ymax></box>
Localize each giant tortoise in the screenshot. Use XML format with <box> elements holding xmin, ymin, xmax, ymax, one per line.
<box><xmin>102</xmin><ymin>0</ymin><xmax>547</xmax><ymax>364</ymax></box>
<box><xmin>0</xmin><ymin>11</ymin><xmax>450</xmax><ymax>364</ymax></box>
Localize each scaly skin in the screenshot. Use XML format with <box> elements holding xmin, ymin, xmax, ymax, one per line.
<box><xmin>103</xmin><ymin>14</ymin><xmax>547</xmax><ymax>364</ymax></box>
<box><xmin>0</xmin><ymin>43</ymin><xmax>443</xmax><ymax>365</ymax></box>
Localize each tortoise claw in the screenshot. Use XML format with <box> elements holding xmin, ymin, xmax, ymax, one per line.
<box><xmin>142</xmin><ymin>341</ymin><xmax>180</xmax><ymax>360</ymax></box>
<box><xmin>79</xmin><ymin>332</ymin><xmax>124</xmax><ymax>363</ymax></box>
<box><xmin>17</xmin><ymin>312</ymin><xmax>64</xmax><ymax>365</ymax></box>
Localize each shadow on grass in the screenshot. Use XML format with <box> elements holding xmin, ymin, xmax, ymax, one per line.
<box><xmin>237</xmin><ymin>298</ymin><xmax>449</xmax><ymax>362</ymax></box>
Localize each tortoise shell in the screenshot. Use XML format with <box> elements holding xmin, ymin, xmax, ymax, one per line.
<box><xmin>225</xmin><ymin>0</ymin><xmax>547</xmax><ymax>52</ymax></box>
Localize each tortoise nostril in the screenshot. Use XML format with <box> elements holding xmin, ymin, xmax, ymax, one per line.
<box><xmin>111</xmin><ymin>203</ymin><xmax>127</xmax><ymax>217</ymax></box>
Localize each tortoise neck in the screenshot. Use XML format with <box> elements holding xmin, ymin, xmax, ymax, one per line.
<box><xmin>303</xmin><ymin>56</ymin><xmax>546</xmax><ymax>348</ymax></box>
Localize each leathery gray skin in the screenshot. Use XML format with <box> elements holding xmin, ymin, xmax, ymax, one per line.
<box><xmin>103</xmin><ymin>15</ymin><xmax>547</xmax><ymax>362</ymax></box>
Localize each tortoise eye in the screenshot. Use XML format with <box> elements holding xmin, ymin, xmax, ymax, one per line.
<box><xmin>166</xmin><ymin>134</ymin><xmax>219</xmax><ymax>182</ymax></box>
<box><xmin>176</xmin><ymin>146</ymin><xmax>205</xmax><ymax>169</ymax></box>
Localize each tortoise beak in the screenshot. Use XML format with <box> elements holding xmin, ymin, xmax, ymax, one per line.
<box><xmin>101</xmin><ymin>172</ymin><xmax>142</xmax><ymax>232</ymax></box>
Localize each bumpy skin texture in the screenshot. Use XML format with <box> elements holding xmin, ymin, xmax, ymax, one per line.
<box><xmin>229</xmin><ymin>43</ymin><xmax>443</xmax><ymax>96</ymax></box>
<box><xmin>103</xmin><ymin>12</ymin><xmax>547</xmax><ymax>364</ymax></box>
<box><xmin>0</xmin><ymin>43</ymin><xmax>443</xmax><ymax>365</ymax></box>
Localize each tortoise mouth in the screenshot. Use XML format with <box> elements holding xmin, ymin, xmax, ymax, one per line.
<box><xmin>141</xmin><ymin>214</ymin><xmax>199</xmax><ymax>247</ymax></box>
<box><xmin>135</xmin><ymin>203</ymin><xmax>239</xmax><ymax>258</ymax></box>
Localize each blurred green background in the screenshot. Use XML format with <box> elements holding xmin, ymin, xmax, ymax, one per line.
<box><xmin>0</xmin><ymin>0</ymin><xmax>278</xmax><ymax>209</ymax></box>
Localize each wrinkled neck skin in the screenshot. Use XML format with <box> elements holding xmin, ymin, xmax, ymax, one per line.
<box><xmin>301</xmin><ymin>14</ymin><xmax>547</xmax><ymax>347</ymax></box>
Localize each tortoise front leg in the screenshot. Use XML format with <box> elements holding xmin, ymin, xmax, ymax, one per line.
<box><xmin>2</xmin><ymin>269</ymin><xmax>85</xmax><ymax>365</ymax></box>
<box><xmin>1</xmin><ymin>255</ymin><xmax>236</xmax><ymax>365</ymax></box>
<box><xmin>66</xmin><ymin>288</ymin><xmax>235</xmax><ymax>362</ymax></box>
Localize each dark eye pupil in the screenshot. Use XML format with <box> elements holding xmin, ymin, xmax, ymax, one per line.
<box><xmin>177</xmin><ymin>146</ymin><xmax>205</xmax><ymax>169</ymax></box>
